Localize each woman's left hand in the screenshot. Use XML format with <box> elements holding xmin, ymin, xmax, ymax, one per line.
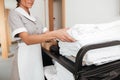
<box><xmin>53</xmin><ymin>28</ymin><xmax>76</xmax><ymax>42</ymax></box>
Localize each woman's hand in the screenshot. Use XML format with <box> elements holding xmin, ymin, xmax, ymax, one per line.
<box><xmin>53</xmin><ymin>28</ymin><xmax>76</xmax><ymax>42</ymax></box>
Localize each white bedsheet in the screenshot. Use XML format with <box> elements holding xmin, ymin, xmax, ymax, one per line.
<box><xmin>59</xmin><ymin>21</ymin><xmax>120</xmax><ymax>65</ymax></box>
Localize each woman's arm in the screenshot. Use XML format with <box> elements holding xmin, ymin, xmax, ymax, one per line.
<box><xmin>19</xmin><ymin>28</ymin><xmax>75</xmax><ymax>45</ymax></box>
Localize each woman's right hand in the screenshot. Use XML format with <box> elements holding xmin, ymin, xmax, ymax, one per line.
<box><xmin>52</xmin><ymin>28</ymin><xmax>76</xmax><ymax>42</ymax></box>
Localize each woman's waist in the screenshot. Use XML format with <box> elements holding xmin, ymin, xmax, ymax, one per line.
<box><xmin>17</xmin><ymin>40</ymin><xmax>41</xmax><ymax>47</ymax></box>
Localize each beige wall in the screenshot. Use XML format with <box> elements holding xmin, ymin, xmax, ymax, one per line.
<box><xmin>4</xmin><ymin>0</ymin><xmax>120</xmax><ymax>29</ymax></box>
<box><xmin>65</xmin><ymin>0</ymin><xmax>120</xmax><ymax>27</ymax></box>
<box><xmin>53</xmin><ymin>0</ymin><xmax>62</xmax><ymax>30</ymax></box>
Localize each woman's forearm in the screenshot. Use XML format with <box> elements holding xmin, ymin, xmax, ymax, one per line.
<box><xmin>19</xmin><ymin>31</ymin><xmax>56</xmax><ymax>45</ymax></box>
<box><xmin>19</xmin><ymin>28</ymin><xmax>75</xmax><ymax>45</ymax></box>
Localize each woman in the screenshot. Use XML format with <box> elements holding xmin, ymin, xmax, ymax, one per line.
<box><xmin>8</xmin><ymin>0</ymin><xmax>75</xmax><ymax>80</ymax></box>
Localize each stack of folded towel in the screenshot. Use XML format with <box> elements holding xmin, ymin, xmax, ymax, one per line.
<box><xmin>58</xmin><ymin>20</ymin><xmax>120</xmax><ymax>65</ymax></box>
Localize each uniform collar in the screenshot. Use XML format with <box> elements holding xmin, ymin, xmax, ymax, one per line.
<box><xmin>15</xmin><ymin>7</ymin><xmax>36</xmax><ymax>22</ymax></box>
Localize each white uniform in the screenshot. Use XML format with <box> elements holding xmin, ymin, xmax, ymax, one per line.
<box><xmin>8</xmin><ymin>7</ymin><xmax>44</xmax><ymax>80</ymax></box>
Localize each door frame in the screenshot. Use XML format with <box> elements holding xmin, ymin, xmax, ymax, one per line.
<box><xmin>0</xmin><ymin>0</ymin><xmax>9</xmax><ymax>58</ymax></box>
<box><xmin>48</xmin><ymin>0</ymin><xmax>65</xmax><ymax>31</ymax></box>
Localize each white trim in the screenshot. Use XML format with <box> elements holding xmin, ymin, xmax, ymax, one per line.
<box><xmin>15</xmin><ymin>7</ymin><xmax>36</xmax><ymax>22</ymax></box>
<box><xmin>12</xmin><ymin>27</ymin><xmax>27</xmax><ymax>38</ymax></box>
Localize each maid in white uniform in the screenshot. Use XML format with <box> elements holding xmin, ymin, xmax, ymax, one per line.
<box><xmin>8</xmin><ymin>0</ymin><xmax>75</xmax><ymax>80</ymax></box>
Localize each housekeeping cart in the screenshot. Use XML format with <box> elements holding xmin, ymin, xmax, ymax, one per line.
<box><xmin>42</xmin><ymin>40</ymin><xmax>120</xmax><ymax>80</ymax></box>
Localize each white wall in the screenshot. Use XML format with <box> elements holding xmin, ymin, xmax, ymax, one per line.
<box><xmin>30</xmin><ymin>0</ymin><xmax>45</xmax><ymax>27</ymax></box>
<box><xmin>65</xmin><ymin>0</ymin><xmax>120</xmax><ymax>27</ymax></box>
<box><xmin>5</xmin><ymin>0</ymin><xmax>17</xmax><ymax>9</ymax></box>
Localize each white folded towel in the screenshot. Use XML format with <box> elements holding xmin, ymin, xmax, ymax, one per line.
<box><xmin>59</xmin><ymin>21</ymin><xmax>120</xmax><ymax>65</ymax></box>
